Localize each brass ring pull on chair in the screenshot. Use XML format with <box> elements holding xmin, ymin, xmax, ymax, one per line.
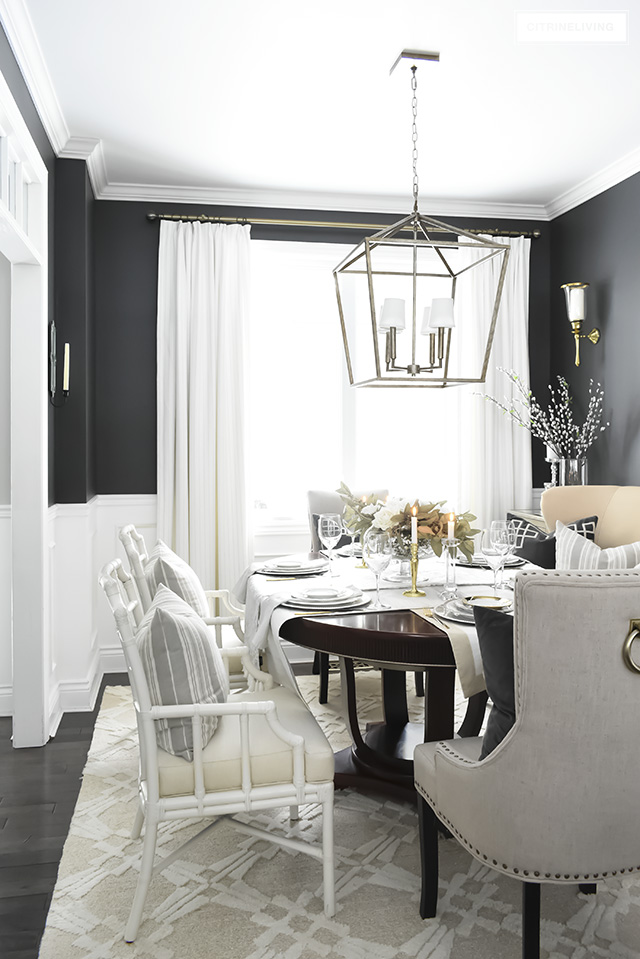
<box><xmin>622</xmin><ymin>620</ymin><xmax>640</xmax><ymax>674</ymax></box>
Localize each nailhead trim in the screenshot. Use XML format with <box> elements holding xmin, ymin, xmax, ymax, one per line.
<box><xmin>415</xmin><ymin>793</ymin><xmax>640</xmax><ymax>883</ymax></box>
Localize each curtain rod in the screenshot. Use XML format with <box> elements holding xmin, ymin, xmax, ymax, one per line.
<box><xmin>146</xmin><ymin>212</ymin><xmax>541</xmax><ymax>239</ymax></box>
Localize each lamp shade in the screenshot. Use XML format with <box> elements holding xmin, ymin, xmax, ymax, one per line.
<box><xmin>420</xmin><ymin>307</ymin><xmax>431</xmax><ymax>335</ymax></box>
<box><xmin>429</xmin><ymin>297</ymin><xmax>455</xmax><ymax>329</ymax></box>
<box><xmin>379</xmin><ymin>297</ymin><xmax>406</xmax><ymax>331</ymax></box>
<box><xmin>562</xmin><ymin>282</ymin><xmax>588</xmax><ymax>322</ymax></box>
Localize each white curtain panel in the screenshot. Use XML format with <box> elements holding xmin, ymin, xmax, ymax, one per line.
<box><xmin>455</xmin><ymin>235</ymin><xmax>532</xmax><ymax>530</ymax></box>
<box><xmin>157</xmin><ymin>221</ymin><xmax>251</xmax><ymax>590</ymax></box>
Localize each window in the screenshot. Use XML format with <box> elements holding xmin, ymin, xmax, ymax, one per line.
<box><xmin>248</xmin><ymin>239</ymin><xmax>476</xmax><ymax>528</ymax></box>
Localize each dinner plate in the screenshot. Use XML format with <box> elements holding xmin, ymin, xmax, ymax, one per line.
<box><xmin>282</xmin><ymin>594</ymin><xmax>372</xmax><ymax>613</ymax></box>
<box><xmin>433</xmin><ymin>601</ymin><xmax>475</xmax><ymax>625</ymax></box>
<box><xmin>257</xmin><ymin>558</ymin><xmax>329</xmax><ymax>576</ymax></box>
<box><xmin>460</xmin><ymin>593</ymin><xmax>513</xmax><ymax>610</ymax></box>
<box><xmin>458</xmin><ymin>555</ymin><xmax>525</xmax><ymax>569</ymax></box>
<box><xmin>337</xmin><ymin>545</ymin><xmax>363</xmax><ymax>558</ymax></box>
<box><xmin>300</xmin><ymin>586</ymin><xmax>354</xmax><ymax>601</ymax></box>
<box><xmin>284</xmin><ymin>585</ymin><xmax>363</xmax><ymax>609</ymax></box>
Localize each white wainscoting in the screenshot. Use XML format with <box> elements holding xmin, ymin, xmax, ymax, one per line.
<box><xmin>0</xmin><ymin>505</ymin><xmax>11</xmax><ymax>715</ymax></box>
<box><xmin>0</xmin><ymin>495</ymin><xmax>315</xmax><ymax>719</ymax></box>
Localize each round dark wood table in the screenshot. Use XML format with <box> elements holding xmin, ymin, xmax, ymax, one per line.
<box><xmin>280</xmin><ymin>608</ymin><xmax>487</xmax><ymax>802</ymax></box>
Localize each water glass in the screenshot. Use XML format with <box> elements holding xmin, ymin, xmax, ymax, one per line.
<box><xmin>362</xmin><ymin>527</ymin><xmax>393</xmax><ymax>608</ymax></box>
<box><xmin>318</xmin><ymin>513</ymin><xmax>342</xmax><ymax>578</ymax></box>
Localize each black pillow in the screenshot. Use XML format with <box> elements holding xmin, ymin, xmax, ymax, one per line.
<box><xmin>506</xmin><ymin>513</ymin><xmax>598</xmax><ymax>569</ymax></box>
<box><xmin>474</xmin><ymin>606</ymin><xmax>515</xmax><ymax>759</ymax></box>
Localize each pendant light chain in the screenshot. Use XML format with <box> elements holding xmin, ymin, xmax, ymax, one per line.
<box><xmin>411</xmin><ymin>65</ymin><xmax>419</xmax><ymax>213</ymax></box>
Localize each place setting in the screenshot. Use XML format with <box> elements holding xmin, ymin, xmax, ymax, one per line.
<box><xmin>433</xmin><ymin>590</ymin><xmax>513</xmax><ymax>625</ymax></box>
<box><xmin>255</xmin><ymin>557</ymin><xmax>330</xmax><ymax>579</ymax></box>
<box><xmin>282</xmin><ymin>583</ymin><xmax>371</xmax><ymax>614</ymax></box>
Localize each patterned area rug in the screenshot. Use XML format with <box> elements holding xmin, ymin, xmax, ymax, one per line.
<box><xmin>40</xmin><ymin>674</ymin><xmax>640</xmax><ymax>959</ymax></box>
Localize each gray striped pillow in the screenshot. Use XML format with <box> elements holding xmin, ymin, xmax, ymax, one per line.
<box><xmin>556</xmin><ymin>521</ymin><xmax>640</xmax><ymax>570</ymax></box>
<box><xmin>136</xmin><ymin>585</ymin><xmax>228</xmax><ymax>760</ymax></box>
<box><xmin>144</xmin><ymin>540</ymin><xmax>210</xmax><ymax>618</ymax></box>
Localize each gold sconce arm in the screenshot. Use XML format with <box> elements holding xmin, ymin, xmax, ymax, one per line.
<box><xmin>570</xmin><ymin>320</ymin><xmax>601</xmax><ymax>367</ymax></box>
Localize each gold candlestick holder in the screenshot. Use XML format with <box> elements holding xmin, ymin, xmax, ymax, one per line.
<box><xmin>403</xmin><ymin>542</ymin><xmax>425</xmax><ymax>597</ymax></box>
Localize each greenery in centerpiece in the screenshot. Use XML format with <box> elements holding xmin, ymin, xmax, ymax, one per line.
<box><xmin>337</xmin><ymin>482</ymin><xmax>479</xmax><ymax>563</ymax></box>
<box><xmin>482</xmin><ymin>369</ymin><xmax>609</xmax><ymax>457</ymax></box>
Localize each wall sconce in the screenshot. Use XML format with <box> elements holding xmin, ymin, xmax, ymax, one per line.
<box><xmin>49</xmin><ymin>319</ymin><xmax>70</xmax><ymax>406</ymax></box>
<box><xmin>561</xmin><ymin>282</ymin><xmax>600</xmax><ymax>367</ymax></box>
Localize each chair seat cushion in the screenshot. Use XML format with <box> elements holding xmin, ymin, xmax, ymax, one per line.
<box><xmin>137</xmin><ymin>586</ymin><xmax>228</xmax><ymax>761</ymax></box>
<box><xmin>507</xmin><ymin>513</ymin><xmax>598</xmax><ymax>568</ymax></box>
<box><xmin>473</xmin><ymin>606</ymin><xmax>515</xmax><ymax>759</ymax></box>
<box><xmin>157</xmin><ymin>685</ymin><xmax>335</xmax><ymax>797</ymax></box>
<box><xmin>145</xmin><ymin>540</ymin><xmax>210</xmax><ymax>617</ymax></box>
<box><xmin>556</xmin><ymin>521</ymin><xmax>640</xmax><ymax>569</ymax></box>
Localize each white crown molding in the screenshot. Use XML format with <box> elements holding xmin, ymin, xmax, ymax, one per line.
<box><xmin>0</xmin><ymin>0</ymin><xmax>69</xmax><ymax>153</ymax></box>
<box><xmin>546</xmin><ymin>144</ymin><xmax>640</xmax><ymax>219</ymax></box>
<box><xmin>59</xmin><ymin>136</ymin><xmax>108</xmax><ymax>196</ymax></box>
<box><xmin>97</xmin><ymin>180</ymin><xmax>549</xmax><ymax>220</ymax></box>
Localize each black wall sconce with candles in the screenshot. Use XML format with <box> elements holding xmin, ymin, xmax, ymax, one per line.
<box><xmin>49</xmin><ymin>319</ymin><xmax>70</xmax><ymax>406</ymax></box>
<box><xmin>561</xmin><ymin>282</ymin><xmax>600</xmax><ymax>367</ymax></box>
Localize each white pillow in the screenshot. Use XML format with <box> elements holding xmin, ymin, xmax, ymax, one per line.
<box><xmin>145</xmin><ymin>540</ymin><xmax>209</xmax><ymax>618</ymax></box>
<box><xmin>556</xmin><ymin>521</ymin><xmax>640</xmax><ymax>570</ymax></box>
<box><xmin>136</xmin><ymin>585</ymin><xmax>228</xmax><ymax>760</ymax></box>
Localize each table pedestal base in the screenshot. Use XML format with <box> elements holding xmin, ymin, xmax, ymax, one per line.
<box><xmin>335</xmin><ymin>659</ymin><xmax>487</xmax><ymax>802</ymax></box>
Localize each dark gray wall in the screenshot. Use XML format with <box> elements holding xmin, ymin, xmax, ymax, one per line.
<box><xmin>93</xmin><ymin>203</ymin><xmax>551</xmax><ymax>494</ymax></box>
<box><xmin>0</xmin><ymin>25</ymin><xmax>57</xmax><ymax>503</ymax></box>
<box><xmin>54</xmin><ymin>159</ymin><xmax>95</xmax><ymax>502</ymax></box>
<box><xmin>550</xmin><ymin>171</ymin><xmax>640</xmax><ymax>485</ymax></box>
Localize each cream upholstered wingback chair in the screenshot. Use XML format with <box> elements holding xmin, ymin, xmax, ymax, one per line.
<box><xmin>414</xmin><ymin>569</ymin><xmax>640</xmax><ymax>958</ymax></box>
<box><xmin>119</xmin><ymin>524</ymin><xmax>247</xmax><ymax>689</ymax></box>
<box><xmin>99</xmin><ymin>562</ymin><xmax>335</xmax><ymax>941</ymax></box>
<box><xmin>541</xmin><ymin>485</ymin><xmax>640</xmax><ymax>548</ymax></box>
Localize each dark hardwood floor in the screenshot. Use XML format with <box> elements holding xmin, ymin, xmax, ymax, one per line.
<box><xmin>0</xmin><ymin>673</ymin><xmax>129</xmax><ymax>959</ymax></box>
<box><xmin>0</xmin><ymin>663</ymin><xmax>317</xmax><ymax>958</ymax></box>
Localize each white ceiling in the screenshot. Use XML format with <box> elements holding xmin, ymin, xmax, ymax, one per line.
<box><xmin>6</xmin><ymin>0</ymin><xmax>640</xmax><ymax>217</ymax></box>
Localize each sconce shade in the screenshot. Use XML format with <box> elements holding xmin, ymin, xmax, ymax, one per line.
<box><xmin>420</xmin><ymin>307</ymin><xmax>431</xmax><ymax>335</ymax></box>
<box><xmin>429</xmin><ymin>297</ymin><xmax>455</xmax><ymax>329</ymax></box>
<box><xmin>379</xmin><ymin>297</ymin><xmax>406</xmax><ymax>330</ymax></box>
<box><xmin>562</xmin><ymin>282</ymin><xmax>588</xmax><ymax>322</ymax></box>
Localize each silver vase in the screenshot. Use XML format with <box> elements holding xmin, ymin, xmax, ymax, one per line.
<box><xmin>558</xmin><ymin>457</ymin><xmax>588</xmax><ymax>485</ymax></box>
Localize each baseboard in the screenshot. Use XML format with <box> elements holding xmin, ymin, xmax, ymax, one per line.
<box><xmin>0</xmin><ymin>683</ymin><xmax>12</xmax><ymax>716</ymax></box>
<box><xmin>48</xmin><ymin>681</ymin><xmax>63</xmax><ymax>737</ymax></box>
<box><xmin>99</xmin><ymin>643</ymin><xmax>127</xmax><ymax>674</ymax></box>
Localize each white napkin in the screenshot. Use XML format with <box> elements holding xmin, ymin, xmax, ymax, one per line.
<box><xmin>232</xmin><ymin>562</ymin><xmax>262</xmax><ymax>604</ymax></box>
<box><xmin>412</xmin><ymin>609</ymin><xmax>486</xmax><ymax>698</ymax></box>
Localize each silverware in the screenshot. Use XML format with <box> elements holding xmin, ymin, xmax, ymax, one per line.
<box><xmin>421</xmin><ymin>607</ymin><xmax>450</xmax><ymax>630</ymax></box>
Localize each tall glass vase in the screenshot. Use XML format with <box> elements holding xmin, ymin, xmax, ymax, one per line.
<box><xmin>558</xmin><ymin>458</ymin><xmax>588</xmax><ymax>486</ymax></box>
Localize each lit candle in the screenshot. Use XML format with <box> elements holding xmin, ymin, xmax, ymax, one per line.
<box><xmin>447</xmin><ymin>512</ymin><xmax>456</xmax><ymax>541</ymax></box>
<box><xmin>411</xmin><ymin>506</ymin><xmax>418</xmax><ymax>544</ymax></box>
<box><xmin>62</xmin><ymin>343</ymin><xmax>70</xmax><ymax>392</ymax></box>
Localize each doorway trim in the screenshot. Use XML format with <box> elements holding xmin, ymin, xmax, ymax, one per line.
<box><xmin>0</xmin><ymin>66</ymin><xmax>50</xmax><ymax>746</ymax></box>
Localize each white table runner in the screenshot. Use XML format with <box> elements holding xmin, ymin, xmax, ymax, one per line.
<box><xmin>233</xmin><ymin>555</ymin><xmax>523</xmax><ymax>697</ymax></box>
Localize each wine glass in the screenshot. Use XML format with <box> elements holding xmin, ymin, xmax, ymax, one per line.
<box><xmin>490</xmin><ymin>520</ymin><xmax>511</xmax><ymax>588</ymax></box>
<box><xmin>480</xmin><ymin>527</ymin><xmax>507</xmax><ymax>592</ymax></box>
<box><xmin>318</xmin><ymin>513</ymin><xmax>342</xmax><ymax>578</ymax></box>
<box><xmin>363</xmin><ymin>527</ymin><xmax>393</xmax><ymax>608</ymax></box>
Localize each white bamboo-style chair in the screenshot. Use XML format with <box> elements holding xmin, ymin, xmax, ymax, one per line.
<box><xmin>99</xmin><ymin>562</ymin><xmax>336</xmax><ymax>941</ymax></box>
<box><xmin>414</xmin><ymin>570</ymin><xmax>640</xmax><ymax>959</ymax></box>
<box><xmin>118</xmin><ymin>524</ymin><xmax>247</xmax><ymax>689</ymax></box>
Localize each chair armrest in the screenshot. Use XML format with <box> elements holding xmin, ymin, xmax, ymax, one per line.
<box><xmin>220</xmin><ymin>645</ymin><xmax>274</xmax><ymax>689</ymax></box>
<box><xmin>204</xmin><ymin>589</ymin><xmax>245</xmax><ymax>617</ymax></box>
<box><xmin>145</xmin><ymin>699</ymin><xmax>305</xmax><ymax>778</ymax></box>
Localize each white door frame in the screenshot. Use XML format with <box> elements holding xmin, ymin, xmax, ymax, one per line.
<box><xmin>0</xmin><ymin>68</ymin><xmax>50</xmax><ymax>746</ymax></box>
